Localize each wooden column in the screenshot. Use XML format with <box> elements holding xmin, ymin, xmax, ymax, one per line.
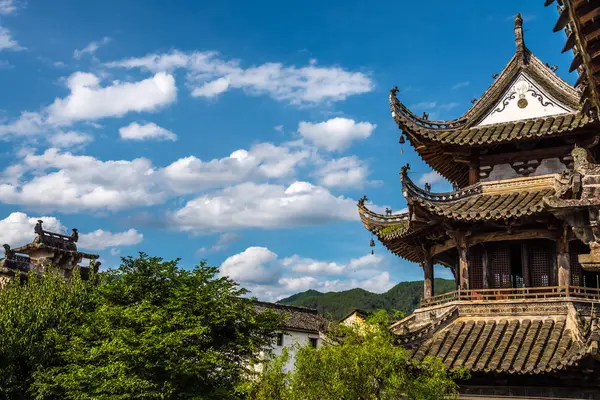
<box><xmin>468</xmin><ymin>164</ymin><xmax>480</xmax><ymax>185</ymax></box>
<box><xmin>482</xmin><ymin>246</ymin><xmax>490</xmax><ymax>289</ymax></box>
<box><xmin>422</xmin><ymin>246</ymin><xmax>434</xmax><ymax>300</ymax></box>
<box><xmin>557</xmin><ymin>225</ymin><xmax>570</xmax><ymax>287</ymax></box>
<box><xmin>521</xmin><ymin>243</ymin><xmax>530</xmax><ymax>287</ymax></box>
<box><xmin>449</xmin><ymin>231</ymin><xmax>470</xmax><ymax>290</ymax></box>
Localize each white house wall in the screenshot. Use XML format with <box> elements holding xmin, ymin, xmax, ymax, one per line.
<box><xmin>270</xmin><ymin>330</ymin><xmax>320</xmax><ymax>372</ymax></box>
<box><xmin>477</xmin><ymin>72</ymin><xmax>575</xmax><ymax>126</ymax></box>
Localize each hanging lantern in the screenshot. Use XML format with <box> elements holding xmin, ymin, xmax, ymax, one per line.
<box><xmin>369</xmin><ymin>238</ymin><xmax>375</xmax><ymax>247</ymax></box>
<box><xmin>399</xmin><ymin>134</ymin><xmax>405</xmax><ymax>144</ymax></box>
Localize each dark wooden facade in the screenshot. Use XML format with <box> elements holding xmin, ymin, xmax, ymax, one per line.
<box><xmin>358</xmin><ymin>11</ymin><xmax>600</xmax><ymax>397</ymax></box>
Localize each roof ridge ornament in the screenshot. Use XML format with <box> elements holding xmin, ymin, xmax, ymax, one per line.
<box><xmin>514</xmin><ymin>13</ymin><xmax>527</xmax><ymax>64</ymax></box>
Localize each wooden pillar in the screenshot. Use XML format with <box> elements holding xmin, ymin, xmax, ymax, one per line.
<box><xmin>468</xmin><ymin>164</ymin><xmax>480</xmax><ymax>185</ymax></box>
<box><xmin>459</xmin><ymin>246</ymin><xmax>469</xmax><ymax>290</ymax></box>
<box><xmin>482</xmin><ymin>245</ymin><xmax>489</xmax><ymax>289</ymax></box>
<box><xmin>422</xmin><ymin>246</ymin><xmax>434</xmax><ymax>299</ymax></box>
<box><xmin>449</xmin><ymin>231</ymin><xmax>470</xmax><ymax>290</ymax></box>
<box><xmin>521</xmin><ymin>243</ymin><xmax>530</xmax><ymax>287</ymax></box>
<box><xmin>557</xmin><ymin>225</ymin><xmax>570</xmax><ymax>287</ymax></box>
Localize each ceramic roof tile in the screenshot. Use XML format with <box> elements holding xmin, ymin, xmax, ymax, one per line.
<box><xmin>409</xmin><ymin>317</ymin><xmax>588</xmax><ymax>374</ymax></box>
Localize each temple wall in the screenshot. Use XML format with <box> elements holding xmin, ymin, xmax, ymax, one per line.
<box><xmin>481</xmin><ymin>157</ymin><xmax>566</xmax><ymax>181</ymax></box>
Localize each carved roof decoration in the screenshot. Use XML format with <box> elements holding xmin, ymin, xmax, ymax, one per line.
<box><xmin>547</xmin><ymin>0</ymin><xmax>600</xmax><ymax>117</ymax></box>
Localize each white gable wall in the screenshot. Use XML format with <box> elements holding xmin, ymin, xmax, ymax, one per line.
<box><xmin>477</xmin><ymin>72</ymin><xmax>575</xmax><ymax>126</ymax></box>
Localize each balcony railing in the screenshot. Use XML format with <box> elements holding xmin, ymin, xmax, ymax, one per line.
<box><xmin>420</xmin><ymin>286</ymin><xmax>600</xmax><ymax>308</ymax></box>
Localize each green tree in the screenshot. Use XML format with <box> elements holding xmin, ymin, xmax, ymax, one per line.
<box><xmin>0</xmin><ymin>268</ymin><xmax>94</xmax><ymax>400</ymax></box>
<box><xmin>31</xmin><ymin>254</ymin><xmax>282</xmax><ymax>400</ymax></box>
<box><xmin>250</xmin><ymin>310</ymin><xmax>466</xmax><ymax>400</ymax></box>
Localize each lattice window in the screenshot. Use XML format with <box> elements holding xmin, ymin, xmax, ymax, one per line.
<box><xmin>570</xmin><ymin>241</ymin><xmax>587</xmax><ymax>286</ymax></box>
<box><xmin>530</xmin><ymin>243</ymin><xmax>551</xmax><ymax>287</ymax></box>
<box><xmin>470</xmin><ymin>246</ymin><xmax>484</xmax><ymax>289</ymax></box>
<box><xmin>491</xmin><ymin>244</ymin><xmax>511</xmax><ymax>288</ymax></box>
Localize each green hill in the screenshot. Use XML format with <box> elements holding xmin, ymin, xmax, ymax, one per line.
<box><xmin>277</xmin><ymin>278</ymin><xmax>455</xmax><ymax>320</ymax></box>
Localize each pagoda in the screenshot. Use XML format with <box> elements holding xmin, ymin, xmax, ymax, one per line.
<box><xmin>358</xmin><ymin>14</ymin><xmax>600</xmax><ymax>398</ymax></box>
<box><xmin>0</xmin><ymin>219</ymin><xmax>100</xmax><ymax>283</ymax></box>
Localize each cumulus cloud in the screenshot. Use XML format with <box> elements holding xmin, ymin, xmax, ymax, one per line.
<box><xmin>46</xmin><ymin>72</ymin><xmax>177</xmax><ymax>125</ymax></box>
<box><xmin>162</xmin><ymin>143</ymin><xmax>308</xmax><ymax>194</ymax></box>
<box><xmin>73</xmin><ymin>37</ymin><xmax>112</xmax><ymax>59</ymax></box>
<box><xmin>0</xmin><ymin>141</ymin><xmax>311</xmax><ymax>213</ymax></box>
<box><xmin>219</xmin><ymin>246</ymin><xmax>279</xmax><ymax>284</ymax></box>
<box><xmin>169</xmin><ymin>181</ymin><xmax>358</xmax><ymax>233</ymax></box>
<box><xmin>298</xmin><ymin>118</ymin><xmax>375</xmax><ymax>151</ymax></box>
<box><xmin>0</xmin><ymin>26</ymin><xmax>23</xmax><ymax>51</ymax></box>
<box><xmin>78</xmin><ymin>228</ymin><xmax>143</xmax><ymax>250</ymax></box>
<box><xmin>0</xmin><ymin>112</ymin><xmax>45</xmax><ymax>137</ymax></box>
<box><xmin>106</xmin><ymin>50</ymin><xmax>373</xmax><ymax>105</ymax></box>
<box><xmin>0</xmin><ymin>148</ymin><xmax>165</xmax><ymax>212</ymax></box>
<box><xmin>119</xmin><ymin>122</ymin><xmax>177</xmax><ymax>141</ymax></box>
<box><xmin>314</xmin><ymin>156</ymin><xmax>370</xmax><ymax>188</ymax></box>
<box><xmin>223</xmin><ymin>246</ymin><xmax>393</xmax><ymax>301</ymax></box>
<box><xmin>47</xmin><ymin>131</ymin><xmax>93</xmax><ymax>149</ymax></box>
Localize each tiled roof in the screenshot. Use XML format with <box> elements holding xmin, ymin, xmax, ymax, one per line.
<box><xmin>254</xmin><ymin>301</ymin><xmax>329</xmax><ymax>333</ymax></box>
<box><xmin>409</xmin><ymin>317</ymin><xmax>588</xmax><ymax>374</ymax></box>
<box><xmin>402</xmin><ymin>112</ymin><xmax>594</xmax><ymax>147</ymax></box>
<box><xmin>412</xmin><ymin>188</ymin><xmax>554</xmax><ymax>221</ymax></box>
<box><xmin>548</xmin><ymin>0</ymin><xmax>600</xmax><ymax>116</ymax></box>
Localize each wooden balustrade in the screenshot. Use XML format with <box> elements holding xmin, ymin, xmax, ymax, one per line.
<box><xmin>420</xmin><ymin>286</ymin><xmax>600</xmax><ymax>308</ymax></box>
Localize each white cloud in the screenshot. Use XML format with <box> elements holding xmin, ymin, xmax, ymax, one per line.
<box><xmin>220</xmin><ymin>246</ymin><xmax>279</xmax><ymax>284</ymax></box>
<box><xmin>451</xmin><ymin>81</ymin><xmax>470</xmax><ymax>90</ymax></box>
<box><xmin>47</xmin><ymin>131</ymin><xmax>93</xmax><ymax>148</ymax></box>
<box><xmin>106</xmin><ymin>50</ymin><xmax>373</xmax><ymax>105</ymax></box>
<box><xmin>314</xmin><ymin>156</ymin><xmax>370</xmax><ymax>188</ymax></box>
<box><xmin>274</xmin><ymin>125</ymin><xmax>283</xmax><ymax>132</ymax></box>
<box><xmin>46</xmin><ymin>72</ymin><xmax>177</xmax><ymax>125</ymax></box>
<box><xmin>73</xmin><ymin>37</ymin><xmax>111</xmax><ymax>59</ymax></box>
<box><xmin>0</xmin><ymin>0</ymin><xmax>16</xmax><ymax>15</ymax></box>
<box><xmin>0</xmin><ymin>148</ymin><xmax>165</xmax><ymax>212</ymax></box>
<box><xmin>417</xmin><ymin>171</ymin><xmax>445</xmax><ymax>186</ymax></box>
<box><xmin>78</xmin><ymin>228</ymin><xmax>143</xmax><ymax>250</ymax></box>
<box><xmin>0</xmin><ymin>212</ymin><xmax>65</xmax><ymax>248</ymax></box>
<box><xmin>220</xmin><ymin>246</ymin><xmax>393</xmax><ymax>301</ymax></box>
<box><xmin>119</xmin><ymin>122</ymin><xmax>177</xmax><ymax>141</ymax></box>
<box><xmin>169</xmin><ymin>181</ymin><xmax>358</xmax><ymax>233</ymax></box>
<box><xmin>0</xmin><ymin>26</ymin><xmax>23</xmax><ymax>51</ymax></box>
<box><xmin>298</xmin><ymin>118</ymin><xmax>375</xmax><ymax>151</ymax></box>
<box><xmin>110</xmin><ymin>248</ymin><xmax>121</xmax><ymax>256</ymax></box>
<box><xmin>0</xmin><ymin>112</ymin><xmax>45</xmax><ymax>137</ymax></box>
<box><xmin>162</xmin><ymin>143</ymin><xmax>308</xmax><ymax>193</ymax></box>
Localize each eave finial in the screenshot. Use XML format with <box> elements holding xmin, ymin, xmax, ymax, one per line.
<box><xmin>514</xmin><ymin>13</ymin><xmax>526</xmax><ymax>60</ymax></box>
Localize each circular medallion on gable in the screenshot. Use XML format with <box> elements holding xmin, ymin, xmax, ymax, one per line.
<box><xmin>518</xmin><ymin>98</ymin><xmax>528</xmax><ymax>108</ymax></box>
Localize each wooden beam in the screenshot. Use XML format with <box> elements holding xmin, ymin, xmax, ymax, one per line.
<box><xmin>431</xmin><ymin>229</ymin><xmax>557</xmax><ymax>257</ymax></box>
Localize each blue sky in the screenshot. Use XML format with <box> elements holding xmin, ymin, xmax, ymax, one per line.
<box><xmin>0</xmin><ymin>0</ymin><xmax>577</xmax><ymax>300</ymax></box>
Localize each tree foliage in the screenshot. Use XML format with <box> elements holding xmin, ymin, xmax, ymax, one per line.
<box><xmin>249</xmin><ymin>310</ymin><xmax>466</xmax><ymax>400</ymax></box>
<box><xmin>0</xmin><ymin>254</ymin><xmax>281</xmax><ymax>400</ymax></box>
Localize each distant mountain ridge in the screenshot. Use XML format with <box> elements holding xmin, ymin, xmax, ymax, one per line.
<box><xmin>277</xmin><ymin>278</ymin><xmax>455</xmax><ymax>320</ymax></box>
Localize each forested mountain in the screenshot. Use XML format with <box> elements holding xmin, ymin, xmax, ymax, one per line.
<box><xmin>278</xmin><ymin>278</ymin><xmax>455</xmax><ymax>320</ymax></box>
